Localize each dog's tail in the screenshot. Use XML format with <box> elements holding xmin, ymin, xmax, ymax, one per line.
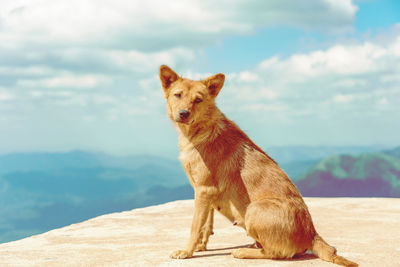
<box><xmin>311</xmin><ymin>234</ymin><xmax>358</xmax><ymax>267</ymax></box>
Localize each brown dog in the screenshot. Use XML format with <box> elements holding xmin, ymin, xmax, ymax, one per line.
<box><xmin>159</xmin><ymin>65</ymin><xmax>358</xmax><ymax>267</ymax></box>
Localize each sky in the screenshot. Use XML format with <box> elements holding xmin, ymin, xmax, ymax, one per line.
<box><xmin>0</xmin><ymin>0</ymin><xmax>399</xmax><ymax>157</ymax></box>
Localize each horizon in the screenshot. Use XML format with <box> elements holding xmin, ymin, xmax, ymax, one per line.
<box><xmin>1</xmin><ymin>0</ymin><xmax>399</xmax><ymax>157</ymax></box>
<box><xmin>0</xmin><ymin>144</ymin><xmax>395</xmax><ymax>158</ymax></box>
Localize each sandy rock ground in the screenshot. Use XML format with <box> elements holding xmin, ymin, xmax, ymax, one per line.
<box><xmin>0</xmin><ymin>198</ymin><xmax>399</xmax><ymax>267</ymax></box>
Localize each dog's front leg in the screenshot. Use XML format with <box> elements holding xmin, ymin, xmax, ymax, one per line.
<box><xmin>195</xmin><ymin>207</ymin><xmax>214</xmax><ymax>251</ymax></box>
<box><xmin>170</xmin><ymin>186</ymin><xmax>217</xmax><ymax>259</ymax></box>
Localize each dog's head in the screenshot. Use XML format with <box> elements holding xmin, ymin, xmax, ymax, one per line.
<box><xmin>159</xmin><ymin>65</ymin><xmax>225</xmax><ymax>125</ymax></box>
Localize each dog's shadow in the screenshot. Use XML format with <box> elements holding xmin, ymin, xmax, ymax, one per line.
<box><xmin>192</xmin><ymin>244</ymin><xmax>318</xmax><ymax>262</ymax></box>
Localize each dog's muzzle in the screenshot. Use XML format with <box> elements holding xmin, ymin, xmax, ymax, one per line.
<box><xmin>175</xmin><ymin>110</ymin><xmax>191</xmax><ymax>123</ymax></box>
<box><xmin>178</xmin><ymin>110</ymin><xmax>190</xmax><ymax>120</ymax></box>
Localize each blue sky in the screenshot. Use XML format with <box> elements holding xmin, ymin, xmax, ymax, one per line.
<box><xmin>0</xmin><ymin>0</ymin><xmax>399</xmax><ymax>157</ymax></box>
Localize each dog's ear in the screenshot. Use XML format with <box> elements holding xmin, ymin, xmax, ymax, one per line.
<box><xmin>159</xmin><ymin>65</ymin><xmax>179</xmax><ymax>94</ymax></box>
<box><xmin>204</xmin><ymin>73</ymin><xmax>225</xmax><ymax>97</ymax></box>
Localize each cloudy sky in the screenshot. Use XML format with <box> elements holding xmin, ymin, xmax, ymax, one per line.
<box><xmin>0</xmin><ymin>0</ymin><xmax>399</xmax><ymax>157</ymax></box>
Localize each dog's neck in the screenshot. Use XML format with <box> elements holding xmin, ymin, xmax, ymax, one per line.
<box><xmin>175</xmin><ymin>107</ymin><xmax>226</xmax><ymax>148</ymax></box>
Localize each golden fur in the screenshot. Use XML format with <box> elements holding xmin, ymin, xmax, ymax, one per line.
<box><xmin>159</xmin><ymin>65</ymin><xmax>358</xmax><ymax>267</ymax></box>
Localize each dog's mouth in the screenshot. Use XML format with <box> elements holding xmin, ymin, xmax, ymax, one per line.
<box><xmin>175</xmin><ymin>117</ymin><xmax>194</xmax><ymax>125</ymax></box>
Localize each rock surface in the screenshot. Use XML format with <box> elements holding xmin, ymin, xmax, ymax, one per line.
<box><xmin>0</xmin><ymin>198</ymin><xmax>399</xmax><ymax>267</ymax></box>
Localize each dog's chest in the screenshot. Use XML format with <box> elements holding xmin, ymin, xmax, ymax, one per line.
<box><xmin>179</xmin><ymin>143</ymin><xmax>247</xmax><ymax>228</ymax></box>
<box><xmin>179</xmin><ymin>146</ymin><xmax>210</xmax><ymax>185</ymax></box>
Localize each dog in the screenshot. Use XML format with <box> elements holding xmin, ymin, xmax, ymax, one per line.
<box><xmin>159</xmin><ymin>65</ymin><xmax>358</xmax><ymax>267</ymax></box>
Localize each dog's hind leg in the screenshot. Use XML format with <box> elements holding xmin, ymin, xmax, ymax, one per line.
<box><xmin>236</xmin><ymin>198</ymin><xmax>314</xmax><ymax>260</ymax></box>
<box><xmin>232</xmin><ymin>247</ymin><xmax>282</xmax><ymax>259</ymax></box>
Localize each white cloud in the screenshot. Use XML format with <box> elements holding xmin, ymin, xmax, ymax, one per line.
<box><xmin>93</xmin><ymin>95</ymin><xmax>116</xmax><ymax>105</ymax></box>
<box><xmin>16</xmin><ymin>74</ymin><xmax>111</xmax><ymax>88</ymax></box>
<box><xmin>258</xmin><ymin>42</ymin><xmax>390</xmax><ymax>79</ymax></box>
<box><xmin>238</xmin><ymin>71</ymin><xmax>259</xmax><ymax>82</ymax></box>
<box><xmin>224</xmin><ymin>31</ymin><xmax>400</xmax><ymax>121</ymax></box>
<box><xmin>260</xmin><ymin>36</ymin><xmax>399</xmax><ymax>82</ymax></box>
<box><xmin>259</xmin><ymin>87</ymin><xmax>277</xmax><ymax>100</ymax></box>
<box><xmin>0</xmin><ymin>0</ymin><xmax>359</xmax><ymax>119</ymax></box>
<box><xmin>28</xmin><ymin>90</ymin><xmax>73</xmax><ymax>98</ymax></box>
<box><xmin>0</xmin><ymin>65</ymin><xmax>54</xmax><ymax>76</ymax></box>
<box><xmin>381</xmin><ymin>74</ymin><xmax>400</xmax><ymax>83</ymax></box>
<box><xmin>333</xmin><ymin>94</ymin><xmax>354</xmax><ymax>103</ymax></box>
<box><xmin>241</xmin><ymin>103</ymin><xmax>286</xmax><ymax>112</ymax></box>
<box><xmin>389</xmin><ymin>36</ymin><xmax>400</xmax><ymax>56</ymax></box>
<box><xmin>0</xmin><ymin>0</ymin><xmax>357</xmax><ymax>51</ymax></box>
<box><xmin>1</xmin><ymin>0</ymin><xmax>399</xmax><ymax>153</ymax></box>
<box><xmin>87</xmin><ymin>47</ymin><xmax>195</xmax><ymax>74</ymax></box>
<box><xmin>333</xmin><ymin>79</ymin><xmax>366</xmax><ymax>88</ymax></box>
<box><xmin>0</xmin><ymin>91</ymin><xmax>14</xmax><ymax>101</ymax></box>
<box><xmin>377</xmin><ymin>97</ymin><xmax>388</xmax><ymax>106</ymax></box>
<box><xmin>0</xmin><ymin>0</ymin><xmax>358</xmax><ymax>92</ymax></box>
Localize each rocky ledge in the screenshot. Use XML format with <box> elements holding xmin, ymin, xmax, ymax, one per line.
<box><xmin>0</xmin><ymin>198</ymin><xmax>399</xmax><ymax>266</ymax></box>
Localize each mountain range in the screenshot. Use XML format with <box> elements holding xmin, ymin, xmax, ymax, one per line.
<box><xmin>0</xmin><ymin>146</ymin><xmax>398</xmax><ymax>243</ymax></box>
<box><xmin>296</xmin><ymin>147</ymin><xmax>400</xmax><ymax>197</ymax></box>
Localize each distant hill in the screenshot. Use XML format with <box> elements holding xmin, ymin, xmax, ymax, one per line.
<box><xmin>0</xmin><ymin>146</ymin><xmax>397</xmax><ymax>243</ymax></box>
<box><xmin>266</xmin><ymin>145</ymin><xmax>384</xmax><ymax>164</ymax></box>
<box><xmin>267</xmin><ymin>145</ymin><xmax>384</xmax><ymax>181</ymax></box>
<box><xmin>296</xmin><ymin>147</ymin><xmax>400</xmax><ymax>197</ymax></box>
<box><xmin>383</xmin><ymin>146</ymin><xmax>400</xmax><ymax>158</ymax></box>
<box><xmin>280</xmin><ymin>159</ymin><xmax>320</xmax><ymax>181</ymax></box>
<box><xmin>0</xmin><ymin>151</ymin><xmax>190</xmax><ymax>243</ymax></box>
<box><xmin>0</xmin><ymin>150</ymin><xmax>181</xmax><ymax>175</ymax></box>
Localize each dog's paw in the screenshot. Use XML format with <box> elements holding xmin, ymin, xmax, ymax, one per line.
<box><xmin>195</xmin><ymin>244</ymin><xmax>207</xmax><ymax>252</ymax></box>
<box><xmin>170</xmin><ymin>250</ymin><xmax>192</xmax><ymax>259</ymax></box>
<box><xmin>232</xmin><ymin>248</ymin><xmax>246</xmax><ymax>259</ymax></box>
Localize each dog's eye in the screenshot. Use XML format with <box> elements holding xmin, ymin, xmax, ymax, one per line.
<box><xmin>174</xmin><ymin>93</ymin><xmax>182</xmax><ymax>98</ymax></box>
<box><xmin>194</xmin><ymin>97</ymin><xmax>203</xmax><ymax>104</ymax></box>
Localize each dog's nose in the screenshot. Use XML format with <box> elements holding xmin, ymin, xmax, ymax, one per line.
<box><xmin>178</xmin><ymin>110</ymin><xmax>190</xmax><ymax>119</ymax></box>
